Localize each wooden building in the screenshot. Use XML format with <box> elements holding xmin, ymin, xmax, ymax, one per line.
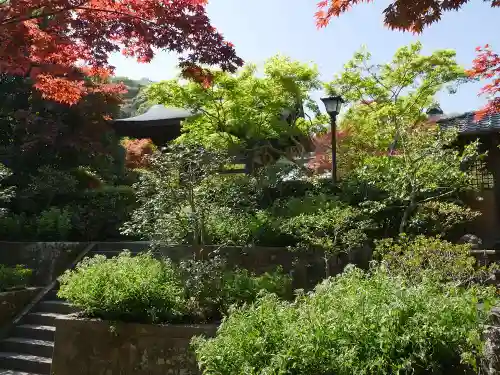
<box><xmin>437</xmin><ymin>110</ymin><xmax>500</xmax><ymax>248</ymax></box>
<box><xmin>112</xmin><ymin>105</ymin><xmax>193</xmax><ymax>146</ymax></box>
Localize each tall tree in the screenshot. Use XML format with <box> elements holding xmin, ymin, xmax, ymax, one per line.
<box><xmin>323</xmin><ymin>43</ymin><xmax>476</xmax><ymax>235</ymax></box>
<box><xmin>314</xmin><ymin>0</ymin><xmax>500</xmax><ymax>116</ymax></box>
<box><xmin>322</xmin><ymin>42</ymin><xmax>464</xmax><ymax>173</ymax></box>
<box><xmin>315</xmin><ymin>0</ymin><xmax>499</xmax><ymax>32</ymax></box>
<box><xmin>0</xmin><ymin>74</ymin><xmax>126</xmax><ymax>213</ymax></box>
<box><xmin>147</xmin><ymin>55</ymin><xmax>324</xmax><ymax>170</ymax></box>
<box><xmin>0</xmin><ymin>0</ymin><xmax>242</xmax><ymax>104</ymax></box>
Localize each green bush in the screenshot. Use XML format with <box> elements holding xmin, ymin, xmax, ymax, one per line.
<box><xmin>407</xmin><ymin>201</ymin><xmax>480</xmax><ymax>238</ymax></box>
<box><xmin>36</xmin><ymin>207</ymin><xmax>73</xmax><ymax>241</ymax></box>
<box><xmin>0</xmin><ymin>265</ymin><xmax>32</xmax><ymax>291</ymax></box>
<box><xmin>0</xmin><ymin>208</ymin><xmax>73</xmax><ymax>241</ymax></box>
<box><xmin>374</xmin><ymin>235</ymin><xmax>494</xmax><ymax>285</ymax></box>
<box><xmin>0</xmin><ymin>213</ymin><xmax>34</xmax><ymax>240</ymax></box>
<box><xmin>58</xmin><ymin>252</ymin><xmax>185</xmax><ymax>323</ymax></box>
<box><xmin>59</xmin><ymin>252</ymin><xmax>292</xmax><ymax>324</ymax></box>
<box><xmin>193</xmin><ymin>267</ymin><xmax>497</xmax><ymax>375</ymax></box>
<box><xmin>178</xmin><ymin>257</ymin><xmax>292</xmax><ymax>322</ymax></box>
<box><xmin>280</xmin><ymin>203</ymin><xmax>373</xmax><ymax>254</ymax></box>
<box><xmin>71</xmin><ymin>186</ymin><xmax>136</xmax><ymax>240</ymax></box>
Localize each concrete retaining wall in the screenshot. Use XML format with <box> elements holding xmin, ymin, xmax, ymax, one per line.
<box><xmin>52</xmin><ymin>317</ymin><xmax>216</xmax><ymax>375</ymax></box>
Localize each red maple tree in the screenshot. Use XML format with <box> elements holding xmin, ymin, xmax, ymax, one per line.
<box><xmin>467</xmin><ymin>45</ymin><xmax>500</xmax><ymax>117</ymax></box>
<box><xmin>0</xmin><ymin>0</ymin><xmax>243</xmax><ymax>104</ymax></box>
<box><xmin>315</xmin><ymin>0</ymin><xmax>499</xmax><ymax>33</ymax></box>
<box><xmin>121</xmin><ymin>138</ymin><xmax>155</xmax><ymax>169</ymax></box>
<box><xmin>307</xmin><ymin>129</ymin><xmax>348</xmax><ymax>174</ymax></box>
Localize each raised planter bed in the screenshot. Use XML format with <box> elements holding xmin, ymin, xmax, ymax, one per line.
<box><xmin>52</xmin><ymin>316</ymin><xmax>217</xmax><ymax>375</ymax></box>
<box><xmin>0</xmin><ymin>287</ymin><xmax>42</xmax><ymax>328</ymax></box>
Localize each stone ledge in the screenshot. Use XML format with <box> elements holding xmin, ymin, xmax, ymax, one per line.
<box><xmin>52</xmin><ymin>317</ymin><xmax>217</xmax><ymax>375</ymax></box>
<box><xmin>0</xmin><ymin>288</ymin><xmax>42</xmax><ymax>329</ymax></box>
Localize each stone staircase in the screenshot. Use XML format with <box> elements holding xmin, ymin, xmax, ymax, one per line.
<box><xmin>0</xmin><ymin>243</ymin><xmax>151</xmax><ymax>375</ymax></box>
<box><xmin>0</xmin><ymin>287</ymin><xmax>78</xmax><ymax>375</ymax></box>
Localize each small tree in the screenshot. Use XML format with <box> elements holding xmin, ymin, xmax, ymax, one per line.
<box><xmin>147</xmin><ymin>55</ymin><xmax>323</xmax><ymax>172</ymax></box>
<box><xmin>121</xmin><ymin>144</ymin><xmax>231</xmax><ymax>246</ymax></box>
<box><xmin>326</xmin><ymin>43</ymin><xmax>477</xmax><ymax>235</ymax></box>
<box><xmin>352</xmin><ymin>127</ymin><xmax>477</xmax><ymax>234</ymax></box>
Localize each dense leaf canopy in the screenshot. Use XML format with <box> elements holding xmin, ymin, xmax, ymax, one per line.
<box><xmin>0</xmin><ymin>0</ymin><xmax>242</xmax><ymax>104</ymax></box>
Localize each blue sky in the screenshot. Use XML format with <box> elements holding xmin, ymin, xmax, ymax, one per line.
<box><xmin>109</xmin><ymin>0</ymin><xmax>499</xmax><ymax>114</ymax></box>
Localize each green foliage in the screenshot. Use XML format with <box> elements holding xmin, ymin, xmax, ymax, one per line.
<box><xmin>0</xmin><ymin>164</ymin><xmax>14</xmax><ymax>217</ymax></box>
<box><xmin>111</xmin><ymin>76</ymin><xmax>152</xmax><ymax>119</ymax></box>
<box><xmin>0</xmin><ymin>265</ymin><xmax>32</xmax><ymax>292</ymax></box>
<box><xmin>0</xmin><ymin>207</ymin><xmax>73</xmax><ymax>241</ymax></box>
<box><xmin>326</xmin><ymin>42</ymin><xmax>464</xmax><ymax>166</ymax></box>
<box><xmin>374</xmin><ymin>235</ymin><xmax>493</xmax><ymax>285</ymax></box>
<box><xmin>58</xmin><ymin>252</ymin><xmax>185</xmax><ymax>323</ymax></box>
<box><xmin>58</xmin><ymin>252</ymin><xmax>292</xmax><ymax>324</ymax></box>
<box><xmin>193</xmin><ymin>267</ymin><xmax>496</xmax><ymax>375</ymax></box>
<box><xmin>147</xmin><ymin>55</ymin><xmax>322</xmax><ymax>169</ymax></box>
<box><xmin>36</xmin><ymin>207</ymin><xmax>73</xmax><ymax>241</ymax></box>
<box><xmin>408</xmin><ymin>201</ymin><xmax>480</xmax><ymax>237</ymax></box>
<box><xmin>347</xmin><ymin>128</ymin><xmax>477</xmax><ymax>234</ymax></box>
<box><xmin>178</xmin><ymin>257</ymin><xmax>292</xmax><ymax>322</ymax></box>
<box><xmin>71</xmin><ymin>186</ymin><xmax>136</xmax><ymax>240</ymax></box>
<box><xmin>280</xmin><ymin>202</ymin><xmax>373</xmax><ymax>254</ymax></box>
<box><xmin>0</xmin><ymin>74</ymin><xmax>130</xmax><ymax>241</ymax></box>
<box><xmin>322</xmin><ymin>42</ymin><xmax>477</xmax><ymax>235</ymax></box>
<box><xmin>122</xmin><ymin>145</ymin><xmax>232</xmax><ymax>245</ymax></box>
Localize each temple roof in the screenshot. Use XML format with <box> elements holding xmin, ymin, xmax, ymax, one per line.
<box><xmin>114</xmin><ymin>105</ymin><xmax>193</xmax><ymax>123</ymax></box>
<box><xmin>438</xmin><ymin>111</ymin><xmax>500</xmax><ymax>134</ymax></box>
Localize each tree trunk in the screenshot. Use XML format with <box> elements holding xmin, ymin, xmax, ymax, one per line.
<box><xmin>399</xmin><ymin>192</ymin><xmax>416</xmax><ymax>234</ymax></box>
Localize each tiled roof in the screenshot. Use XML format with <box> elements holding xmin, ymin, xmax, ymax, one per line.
<box><xmin>437</xmin><ymin>111</ymin><xmax>500</xmax><ymax>134</ymax></box>
<box><xmin>115</xmin><ymin>105</ymin><xmax>193</xmax><ymax>122</ymax></box>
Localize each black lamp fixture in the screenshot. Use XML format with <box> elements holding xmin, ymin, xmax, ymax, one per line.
<box><xmin>321</xmin><ymin>95</ymin><xmax>344</xmax><ymax>116</ymax></box>
<box><xmin>320</xmin><ymin>95</ymin><xmax>345</xmax><ymax>183</ymax></box>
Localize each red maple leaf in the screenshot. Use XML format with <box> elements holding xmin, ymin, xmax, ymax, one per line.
<box><xmin>0</xmin><ymin>0</ymin><xmax>243</xmax><ymax>104</ymax></box>
<box><xmin>314</xmin><ymin>0</ymin><xmax>499</xmax><ymax>33</ymax></box>
<box><xmin>467</xmin><ymin>45</ymin><xmax>500</xmax><ymax>120</ymax></box>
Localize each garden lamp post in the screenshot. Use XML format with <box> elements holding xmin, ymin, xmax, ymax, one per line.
<box><xmin>321</xmin><ymin>95</ymin><xmax>344</xmax><ymax>183</ymax></box>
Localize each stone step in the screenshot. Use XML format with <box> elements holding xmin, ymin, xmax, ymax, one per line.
<box><xmin>23</xmin><ymin>313</ymin><xmax>65</xmax><ymax>327</ymax></box>
<box><xmin>0</xmin><ymin>353</ymin><xmax>51</xmax><ymax>375</ymax></box>
<box><xmin>0</xmin><ymin>369</ymin><xmax>44</xmax><ymax>374</ymax></box>
<box><xmin>0</xmin><ymin>339</ymin><xmax>53</xmax><ymax>359</ymax></box>
<box><xmin>11</xmin><ymin>326</ymin><xmax>55</xmax><ymax>342</ymax></box>
<box><xmin>43</xmin><ymin>290</ymin><xmax>61</xmax><ymax>301</ymax></box>
<box><xmin>36</xmin><ymin>301</ymin><xmax>77</xmax><ymax>315</ymax></box>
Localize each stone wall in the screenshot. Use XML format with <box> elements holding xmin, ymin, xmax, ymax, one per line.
<box><xmin>0</xmin><ymin>242</ymin><xmax>85</xmax><ymax>286</ymax></box>
<box><xmin>0</xmin><ymin>288</ymin><xmax>41</xmax><ymax>328</ymax></box>
<box><xmin>52</xmin><ymin>317</ymin><xmax>217</xmax><ymax>375</ymax></box>
<box><xmin>153</xmin><ymin>245</ymin><xmax>372</xmax><ymax>290</ymax></box>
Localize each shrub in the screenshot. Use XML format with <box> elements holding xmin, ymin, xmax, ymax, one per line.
<box><xmin>58</xmin><ymin>252</ymin><xmax>185</xmax><ymax>323</ymax></box>
<box><xmin>0</xmin><ymin>208</ymin><xmax>73</xmax><ymax>241</ymax></box>
<box><xmin>71</xmin><ymin>185</ymin><xmax>136</xmax><ymax>240</ymax></box>
<box><xmin>36</xmin><ymin>207</ymin><xmax>73</xmax><ymax>241</ymax></box>
<box><xmin>407</xmin><ymin>201</ymin><xmax>480</xmax><ymax>238</ymax></box>
<box><xmin>177</xmin><ymin>257</ymin><xmax>292</xmax><ymax>322</ymax></box>
<box><xmin>374</xmin><ymin>235</ymin><xmax>494</xmax><ymax>285</ymax></box>
<box><xmin>0</xmin><ymin>265</ymin><xmax>32</xmax><ymax>291</ymax></box>
<box><xmin>193</xmin><ymin>267</ymin><xmax>497</xmax><ymax>375</ymax></box>
<box><xmin>59</xmin><ymin>252</ymin><xmax>292</xmax><ymax>324</ymax></box>
<box><xmin>0</xmin><ymin>213</ymin><xmax>34</xmax><ymax>240</ymax></box>
<box><xmin>121</xmin><ymin>138</ymin><xmax>156</xmax><ymax>169</ymax></box>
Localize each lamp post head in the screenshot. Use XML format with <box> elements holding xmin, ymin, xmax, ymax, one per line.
<box><xmin>321</xmin><ymin>96</ymin><xmax>345</xmax><ymax>117</ymax></box>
